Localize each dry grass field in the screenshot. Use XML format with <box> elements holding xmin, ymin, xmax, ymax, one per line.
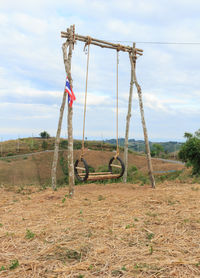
<box><xmin>0</xmin><ymin>181</ymin><xmax>200</xmax><ymax>277</ymax></box>
<box><xmin>0</xmin><ymin>150</ymin><xmax>184</xmax><ymax>186</ymax></box>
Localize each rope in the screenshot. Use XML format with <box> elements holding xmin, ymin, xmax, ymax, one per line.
<box><xmin>81</xmin><ymin>42</ymin><xmax>90</xmax><ymax>159</ymax></box>
<box><xmin>81</xmin><ymin>39</ymin><xmax>120</xmax><ymax>160</ymax></box>
<box><xmin>116</xmin><ymin>44</ymin><xmax>125</xmax><ymax>52</ymax></box>
<box><xmin>115</xmin><ymin>50</ymin><xmax>119</xmax><ymax>158</ymax></box>
<box><xmin>83</xmin><ymin>36</ymin><xmax>92</xmax><ymax>52</ymax></box>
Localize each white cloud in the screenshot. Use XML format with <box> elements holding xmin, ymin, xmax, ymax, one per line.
<box><xmin>107</xmin><ymin>19</ymin><xmax>153</xmax><ymax>40</ymax></box>
<box><xmin>13</xmin><ymin>13</ymin><xmax>48</xmax><ymax>35</ymax></box>
<box><xmin>1</xmin><ymin>0</ymin><xmax>200</xmax><ymax>140</ymax></box>
<box><xmin>0</xmin><ymin>102</ymin><xmax>58</xmax><ymax>119</ymax></box>
<box><xmin>76</xmin><ymin>92</ymin><xmax>111</xmax><ymax>106</ymax></box>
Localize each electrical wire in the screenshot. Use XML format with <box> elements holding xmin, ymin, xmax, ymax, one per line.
<box><xmin>108</xmin><ymin>40</ymin><xmax>200</xmax><ymax>45</ymax></box>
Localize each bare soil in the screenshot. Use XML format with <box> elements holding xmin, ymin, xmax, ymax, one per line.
<box><xmin>0</xmin><ymin>150</ymin><xmax>184</xmax><ymax>186</ymax></box>
<box><xmin>0</xmin><ymin>181</ymin><xmax>199</xmax><ymax>277</ymax></box>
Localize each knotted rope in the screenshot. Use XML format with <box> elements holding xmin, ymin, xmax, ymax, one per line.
<box><xmin>115</xmin><ymin>50</ymin><xmax>119</xmax><ymax>159</ymax></box>
<box><xmin>80</xmin><ymin>38</ymin><xmax>91</xmax><ymax>159</ymax></box>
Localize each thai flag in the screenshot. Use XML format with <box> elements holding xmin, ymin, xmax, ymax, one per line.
<box><xmin>65</xmin><ymin>76</ymin><xmax>76</xmax><ymax>107</ymax></box>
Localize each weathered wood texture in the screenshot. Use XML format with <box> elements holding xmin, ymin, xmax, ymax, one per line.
<box><xmin>123</xmin><ymin>44</ymin><xmax>135</xmax><ymax>183</ymax></box>
<box><xmin>52</xmin><ymin>25</ymin><xmax>75</xmax><ymax>194</ymax></box>
<box><xmin>87</xmin><ymin>174</ymin><xmax>120</xmax><ymax>181</ymax></box>
<box><xmin>64</xmin><ymin>26</ymin><xmax>75</xmax><ymax>196</ymax></box>
<box><xmin>51</xmin><ymin>83</ymin><xmax>68</xmax><ymax>190</ymax></box>
<box><xmin>133</xmin><ymin>56</ymin><xmax>155</xmax><ymax>188</ymax></box>
<box><xmin>61</xmin><ymin>31</ymin><xmax>143</xmax><ymax>55</ymax></box>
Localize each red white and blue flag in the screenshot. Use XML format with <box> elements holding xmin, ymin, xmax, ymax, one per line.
<box><xmin>65</xmin><ymin>76</ymin><xmax>76</xmax><ymax>107</ymax></box>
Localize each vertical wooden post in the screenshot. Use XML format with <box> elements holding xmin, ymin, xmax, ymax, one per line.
<box><xmin>133</xmin><ymin>50</ymin><xmax>155</xmax><ymax>188</ymax></box>
<box><xmin>51</xmin><ymin>25</ymin><xmax>75</xmax><ymax>194</ymax></box>
<box><xmin>64</xmin><ymin>26</ymin><xmax>75</xmax><ymax>196</ymax></box>
<box><xmin>51</xmin><ymin>84</ymin><xmax>67</xmax><ymax>190</ymax></box>
<box><xmin>0</xmin><ymin>144</ymin><xmax>2</xmax><ymax>156</ymax></box>
<box><xmin>123</xmin><ymin>43</ymin><xmax>135</xmax><ymax>183</ymax></box>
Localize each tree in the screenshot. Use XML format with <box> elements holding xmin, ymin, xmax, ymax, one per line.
<box><xmin>40</xmin><ymin>131</ymin><xmax>50</xmax><ymax>139</ymax></box>
<box><xmin>151</xmin><ymin>143</ymin><xmax>164</xmax><ymax>157</ymax></box>
<box><xmin>179</xmin><ymin>129</ymin><xmax>200</xmax><ymax>175</ymax></box>
<box><xmin>184</xmin><ymin>132</ymin><xmax>192</xmax><ymax>139</ymax></box>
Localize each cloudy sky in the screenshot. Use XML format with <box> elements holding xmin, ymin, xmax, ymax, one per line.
<box><xmin>1</xmin><ymin>0</ymin><xmax>200</xmax><ymax>142</ymax></box>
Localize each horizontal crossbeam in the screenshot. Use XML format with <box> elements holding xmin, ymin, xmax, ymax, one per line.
<box><xmin>61</xmin><ymin>30</ymin><xmax>143</xmax><ymax>55</ymax></box>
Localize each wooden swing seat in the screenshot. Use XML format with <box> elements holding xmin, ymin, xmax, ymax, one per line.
<box><xmin>74</xmin><ymin>157</ymin><xmax>125</xmax><ymax>182</ymax></box>
<box><xmin>78</xmin><ymin>172</ymin><xmax>121</xmax><ymax>181</ymax></box>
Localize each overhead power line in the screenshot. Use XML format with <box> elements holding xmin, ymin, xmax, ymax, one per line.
<box><xmin>110</xmin><ymin>41</ymin><xmax>200</xmax><ymax>45</ymax></box>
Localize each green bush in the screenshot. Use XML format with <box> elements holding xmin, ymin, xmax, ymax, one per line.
<box><xmin>179</xmin><ymin>130</ymin><xmax>200</xmax><ymax>175</ymax></box>
<box><xmin>7</xmin><ymin>153</ymin><xmax>15</xmax><ymax>156</ymax></box>
<box><xmin>42</xmin><ymin>140</ymin><xmax>48</xmax><ymax>150</ymax></box>
<box><xmin>155</xmin><ymin>170</ymin><xmax>182</xmax><ymax>183</ymax></box>
<box><xmin>97</xmin><ymin>164</ymin><xmax>108</xmax><ymax>173</ymax></box>
<box><xmin>126</xmin><ymin>165</ymin><xmax>149</xmax><ymax>185</ymax></box>
<box><xmin>59</xmin><ymin>154</ymin><xmax>68</xmax><ymax>184</ymax></box>
<box><xmin>151</xmin><ymin>143</ymin><xmax>164</xmax><ymax>157</ymax></box>
<box><xmin>88</xmin><ymin>165</ymin><xmax>95</xmax><ymax>173</ymax></box>
<box><xmin>74</xmin><ymin>141</ymin><xmax>82</xmax><ymax>150</ymax></box>
<box><xmin>60</xmin><ymin>140</ymin><xmax>68</xmax><ymax>149</ymax></box>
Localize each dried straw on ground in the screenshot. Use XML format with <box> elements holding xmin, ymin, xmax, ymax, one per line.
<box><xmin>0</xmin><ymin>181</ymin><xmax>200</xmax><ymax>277</ymax></box>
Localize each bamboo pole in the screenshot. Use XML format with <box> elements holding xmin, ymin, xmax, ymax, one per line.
<box><xmin>123</xmin><ymin>43</ymin><xmax>135</xmax><ymax>183</ymax></box>
<box><xmin>65</xmin><ymin>26</ymin><xmax>75</xmax><ymax>196</ymax></box>
<box><xmin>61</xmin><ymin>31</ymin><xmax>143</xmax><ymax>55</ymax></box>
<box><xmin>51</xmin><ymin>25</ymin><xmax>75</xmax><ymax>193</ymax></box>
<box><xmin>51</xmin><ymin>78</ymin><xmax>68</xmax><ymax>190</ymax></box>
<box><xmin>133</xmin><ymin>52</ymin><xmax>155</xmax><ymax>188</ymax></box>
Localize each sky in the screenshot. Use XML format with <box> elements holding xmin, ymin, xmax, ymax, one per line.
<box><xmin>1</xmin><ymin>0</ymin><xmax>200</xmax><ymax>142</ymax></box>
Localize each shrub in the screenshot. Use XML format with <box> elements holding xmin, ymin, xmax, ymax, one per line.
<box><xmin>151</xmin><ymin>143</ymin><xmax>164</xmax><ymax>157</ymax></box>
<box><xmin>60</xmin><ymin>140</ymin><xmax>68</xmax><ymax>149</ymax></box>
<box><xmin>7</xmin><ymin>153</ymin><xmax>14</xmax><ymax>156</ymax></box>
<box><xmin>179</xmin><ymin>130</ymin><xmax>200</xmax><ymax>175</ymax></box>
<box><xmin>74</xmin><ymin>141</ymin><xmax>82</xmax><ymax>150</ymax></box>
<box><xmin>97</xmin><ymin>164</ymin><xmax>108</xmax><ymax>173</ymax></box>
<box><xmin>59</xmin><ymin>155</ymin><xmax>68</xmax><ymax>184</ymax></box>
<box><xmin>42</xmin><ymin>140</ymin><xmax>48</xmax><ymax>150</ymax></box>
<box><xmin>9</xmin><ymin>260</ymin><xmax>19</xmax><ymax>270</ymax></box>
<box><xmin>88</xmin><ymin>165</ymin><xmax>95</xmax><ymax>173</ymax></box>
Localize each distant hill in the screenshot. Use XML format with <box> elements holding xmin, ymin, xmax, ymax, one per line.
<box><xmin>105</xmin><ymin>138</ymin><xmax>183</xmax><ymax>153</ymax></box>
<box><xmin>0</xmin><ymin>138</ymin><xmax>117</xmax><ymax>158</ymax></box>
<box><xmin>0</xmin><ymin>137</ymin><xmax>183</xmax><ymax>159</ymax></box>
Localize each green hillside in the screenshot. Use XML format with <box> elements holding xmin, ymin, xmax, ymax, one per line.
<box><xmin>105</xmin><ymin>138</ymin><xmax>183</xmax><ymax>153</ymax></box>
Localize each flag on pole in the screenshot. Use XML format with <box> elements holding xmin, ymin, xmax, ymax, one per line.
<box><xmin>65</xmin><ymin>76</ymin><xmax>76</xmax><ymax>107</ymax></box>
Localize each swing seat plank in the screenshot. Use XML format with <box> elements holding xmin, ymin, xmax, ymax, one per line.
<box><xmin>79</xmin><ymin>171</ymin><xmax>111</xmax><ymax>177</ymax></box>
<box><xmin>75</xmin><ymin>166</ymin><xmax>86</xmax><ymax>171</ymax></box>
<box><xmin>110</xmin><ymin>164</ymin><xmax>122</xmax><ymax>169</ymax></box>
<box><xmin>87</xmin><ymin>173</ymin><xmax>120</xmax><ymax>181</ymax></box>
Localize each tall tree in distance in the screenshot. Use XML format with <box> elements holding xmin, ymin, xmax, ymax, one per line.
<box><xmin>40</xmin><ymin>131</ymin><xmax>50</xmax><ymax>139</ymax></box>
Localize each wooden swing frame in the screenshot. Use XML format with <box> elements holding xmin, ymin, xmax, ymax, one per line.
<box><xmin>51</xmin><ymin>25</ymin><xmax>155</xmax><ymax>195</ymax></box>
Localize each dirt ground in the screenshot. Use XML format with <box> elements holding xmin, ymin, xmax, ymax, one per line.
<box><xmin>0</xmin><ymin>181</ymin><xmax>199</xmax><ymax>277</ymax></box>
